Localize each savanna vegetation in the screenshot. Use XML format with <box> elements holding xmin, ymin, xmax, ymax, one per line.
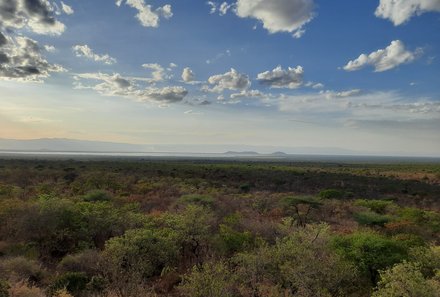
<box><xmin>0</xmin><ymin>158</ymin><xmax>439</xmax><ymax>297</ymax></box>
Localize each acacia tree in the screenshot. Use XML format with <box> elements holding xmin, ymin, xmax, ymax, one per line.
<box><xmin>280</xmin><ymin>196</ymin><xmax>322</xmax><ymax>227</ymax></box>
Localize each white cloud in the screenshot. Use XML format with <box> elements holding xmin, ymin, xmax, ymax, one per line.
<box><xmin>375</xmin><ymin>0</ymin><xmax>440</xmax><ymax>26</ymax></box>
<box><xmin>74</xmin><ymin>72</ymin><xmax>188</xmax><ymax>105</ymax></box>
<box><xmin>182</xmin><ymin>67</ymin><xmax>195</xmax><ymax>83</ymax></box>
<box><xmin>0</xmin><ymin>0</ymin><xmax>66</xmax><ymax>35</ymax></box>
<box><xmin>44</xmin><ymin>45</ymin><xmax>57</xmax><ymax>52</ymax></box>
<box><xmin>207</xmin><ymin>1</ymin><xmax>217</xmax><ymax>14</ymax></box>
<box><xmin>278</xmin><ymin>89</ymin><xmax>440</xmax><ymax>125</ymax></box>
<box><xmin>142</xmin><ymin>63</ymin><xmax>173</xmax><ymax>82</ymax></box>
<box><xmin>206</xmin><ymin>68</ymin><xmax>251</xmax><ymax>92</ymax></box>
<box><xmin>343</xmin><ymin>40</ymin><xmax>422</xmax><ymax>72</ymax></box>
<box><xmin>61</xmin><ymin>1</ymin><xmax>74</xmax><ymax>15</ymax></box>
<box><xmin>230</xmin><ymin>89</ymin><xmax>264</xmax><ymax>99</ymax></box>
<box><xmin>116</xmin><ymin>0</ymin><xmax>173</xmax><ymax>28</ymax></box>
<box><xmin>257</xmin><ymin>65</ymin><xmax>304</xmax><ymax>89</ymax></box>
<box><xmin>235</xmin><ymin>0</ymin><xmax>315</xmax><ymax>37</ymax></box>
<box><xmin>219</xmin><ymin>2</ymin><xmax>233</xmax><ymax>15</ymax></box>
<box><xmin>73</xmin><ymin>45</ymin><xmax>117</xmax><ymax>65</ymax></box>
<box><xmin>0</xmin><ymin>34</ymin><xmax>65</xmax><ymax>82</ymax></box>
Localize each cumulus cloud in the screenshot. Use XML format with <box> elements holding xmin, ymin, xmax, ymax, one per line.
<box><xmin>116</xmin><ymin>0</ymin><xmax>173</xmax><ymax>28</ymax></box>
<box><xmin>74</xmin><ymin>72</ymin><xmax>188</xmax><ymax>105</ymax></box>
<box><xmin>0</xmin><ymin>0</ymin><xmax>66</xmax><ymax>35</ymax></box>
<box><xmin>60</xmin><ymin>1</ymin><xmax>74</xmax><ymax>15</ymax></box>
<box><xmin>73</xmin><ymin>45</ymin><xmax>117</xmax><ymax>65</ymax></box>
<box><xmin>44</xmin><ymin>44</ymin><xmax>56</xmax><ymax>52</ymax></box>
<box><xmin>230</xmin><ymin>89</ymin><xmax>264</xmax><ymax>99</ymax></box>
<box><xmin>0</xmin><ymin>34</ymin><xmax>65</xmax><ymax>82</ymax></box>
<box><xmin>206</xmin><ymin>68</ymin><xmax>251</xmax><ymax>92</ymax></box>
<box><xmin>142</xmin><ymin>63</ymin><xmax>174</xmax><ymax>82</ymax></box>
<box><xmin>343</xmin><ymin>40</ymin><xmax>422</xmax><ymax>72</ymax></box>
<box><xmin>235</xmin><ymin>0</ymin><xmax>315</xmax><ymax>37</ymax></box>
<box><xmin>257</xmin><ymin>65</ymin><xmax>304</xmax><ymax>89</ymax></box>
<box><xmin>182</xmin><ymin>67</ymin><xmax>195</xmax><ymax>83</ymax></box>
<box><xmin>375</xmin><ymin>0</ymin><xmax>440</xmax><ymax>25</ymax></box>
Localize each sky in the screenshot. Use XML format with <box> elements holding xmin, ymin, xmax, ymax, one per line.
<box><xmin>0</xmin><ymin>0</ymin><xmax>439</xmax><ymax>156</ymax></box>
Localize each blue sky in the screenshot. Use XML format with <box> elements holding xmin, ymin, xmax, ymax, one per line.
<box><xmin>0</xmin><ymin>0</ymin><xmax>439</xmax><ymax>156</ymax></box>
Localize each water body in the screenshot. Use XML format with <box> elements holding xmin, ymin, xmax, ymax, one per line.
<box><xmin>1</xmin><ymin>151</ymin><xmax>439</xmax><ymax>164</ymax></box>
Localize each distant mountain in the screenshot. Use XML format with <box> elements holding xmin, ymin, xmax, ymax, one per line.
<box><xmin>271</xmin><ymin>151</ymin><xmax>288</xmax><ymax>156</ymax></box>
<box><xmin>0</xmin><ymin>138</ymin><xmax>373</xmax><ymax>156</ymax></box>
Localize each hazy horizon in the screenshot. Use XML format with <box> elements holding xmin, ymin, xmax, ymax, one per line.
<box><xmin>1</xmin><ymin>1</ymin><xmax>439</xmax><ymax>157</ymax></box>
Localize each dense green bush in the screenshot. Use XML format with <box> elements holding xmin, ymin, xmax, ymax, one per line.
<box><xmin>372</xmin><ymin>262</ymin><xmax>440</xmax><ymax>297</ymax></box>
<box><xmin>82</xmin><ymin>190</ymin><xmax>112</xmax><ymax>202</ymax></box>
<box><xmin>180</xmin><ymin>261</ymin><xmax>236</xmax><ymax>297</ymax></box>
<box><xmin>332</xmin><ymin>231</ymin><xmax>410</xmax><ymax>284</ymax></box>
<box><xmin>354</xmin><ymin>211</ymin><xmax>391</xmax><ymax>227</ymax></box>
<box><xmin>102</xmin><ymin>228</ymin><xmax>179</xmax><ymax>296</ymax></box>
<box><xmin>47</xmin><ymin>272</ymin><xmax>89</xmax><ymax>297</ymax></box>
<box><xmin>354</xmin><ymin>199</ymin><xmax>394</xmax><ymax>214</ymax></box>
<box><xmin>319</xmin><ymin>189</ymin><xmax>346</xmax><ymax>199</ymax></box>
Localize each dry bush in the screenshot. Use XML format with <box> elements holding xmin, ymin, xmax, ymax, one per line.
<box><xmin>8</xmin><ymin>281</ymin><xmax>45</xmax><ymax>297</ymax></box>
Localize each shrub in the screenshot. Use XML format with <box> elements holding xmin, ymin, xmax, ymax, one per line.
<box><xmin>102</xmin><ymin>228</ymin><xmax>179</xmax><ymax>296</ymax></box>
<box><xmin>177</xmin><ymin>194</ymin><xmax>214</xmax><ymax>208</ymax></box>
<box><xmin>332</xmin><ymin>231</ymin><xmax>409</xmax><ymax>285</ymax></box>
<box><xmin>0</xmin><ymin>257</ymin><xmax>45</xmax><ymax>285</ymax></box>
<box><xmin>82</xmin><ymin>190</ymin><xmax>112</xmax><ymax>202</ymax></box>
<box><xmin>7</xmin><ymin>282</ymin><xmax>45</xmax><ymax>297</ymax></box>
<box><xmin>0</xmin><ymin>280</ymin><xmax>9</xmax><ymax>297</ymax></box>
<box><xmin>180</xmin><ymin>261</ymin><xmax>236</xmax><ymax>297</ymax></box>
<box><xmin>319</xmin><ymin>189</ymin><xmax>346</xmax><ymax>199</ymax></box>
<box><xmin>372</xmin><ymin>262</ymin><xmax>440</xmax><ymax>297</ymax></box>
<box><xmin>354</xmin><ymin>211</ymin><xmax>390</xmax><ymax>227</ymax></box>
<box><xmin>47</xmin><ymin>272</ymin><xmax>89</xmax><ymax>297</ymax></box>
<box><xmin>354</xmin><ymin>199</ymin><xmax>393</xmax><ymax>214</ymax></box>
<box><xmin>58</xmin><ymin>250</ymin><xmax>101</xmax><ymax>276</ymax></box>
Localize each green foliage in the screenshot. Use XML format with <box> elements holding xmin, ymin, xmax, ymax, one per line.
<box><xmin>354</xmin><ymin>199</ymin><xmax>393</xmax><ymax>214</ymax></box>
<box><xmin>102</xmin><ymin>228</ymin><xmax>179</xmax><ymax>296</ymax></box>
<box><xmin>58</xmin><ymin>250</ymin><xmax>101</xmax><ymax>276</ymax></box>
<box><xmin>280</xmin><ymin>196</ymin><xmax>322</xmax><ymax>227</ymax></box>
<box><xmin>409</xmin><ymin>245</ymin><xmax>440</xmax><ymax>278</ymax></box>
<box><xmin>239</xmin><ymin>183</ymin><xmax>251</xmax><ymax>193</ymax></box>
<box><xmin>354</xmin><ymin>211</ymin><xmax>391</xmax><ymax>227</ymax></box>
<box><xmin>47</xmin><ymin>272</ymin><xmax>89</xmax><ymax>297</ymax></box>
<box><xmin>82</xmin><ymin>190</ymin><xmax>112</xmax><ymax>202</ymax></box>
<box><xmin>0</xmin><ymin>280</ymin><xmax>9</xmax><ymax>297</ymax></box>
<box><xmin>319</xmin><ymin>189</ymin><xmax>346</xmax><ymax>199</ymax></box>
<box><xmin>0</xmin><ymin>159</ymin><xmax>439</xmax><ymax>296</ymax></box>
<box><xmin>180</xmin><ymin>261</ymin><xmax>236</xmax><ymax>297</ymax></box>
<box><xmin>218</xmin><ymin>224</ymin><xmax>254</xmax><ymax>255</ymax></box>
<box><xmin>178</xmin><ymin>194</ymin><xmax>214</xmax><ymax>208</ymax></box>
<box><xmin>234</xmin><ymin>225</ymin><xmax>360</xmax><ymax>297</ymax></box>
<box><xmin>398</xmin><ymin>208</ymin><xmax>440</xmax><ymax>233</ymax></box>
<box><xmin>332</xmin><ymin>231</ymin><xmax>409</xmax><ymax>284</ymax></box>
<box><xmin>372</xmin><ymin>262</ymin><xmax>440</xmax><ymax>297</ymax></box>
